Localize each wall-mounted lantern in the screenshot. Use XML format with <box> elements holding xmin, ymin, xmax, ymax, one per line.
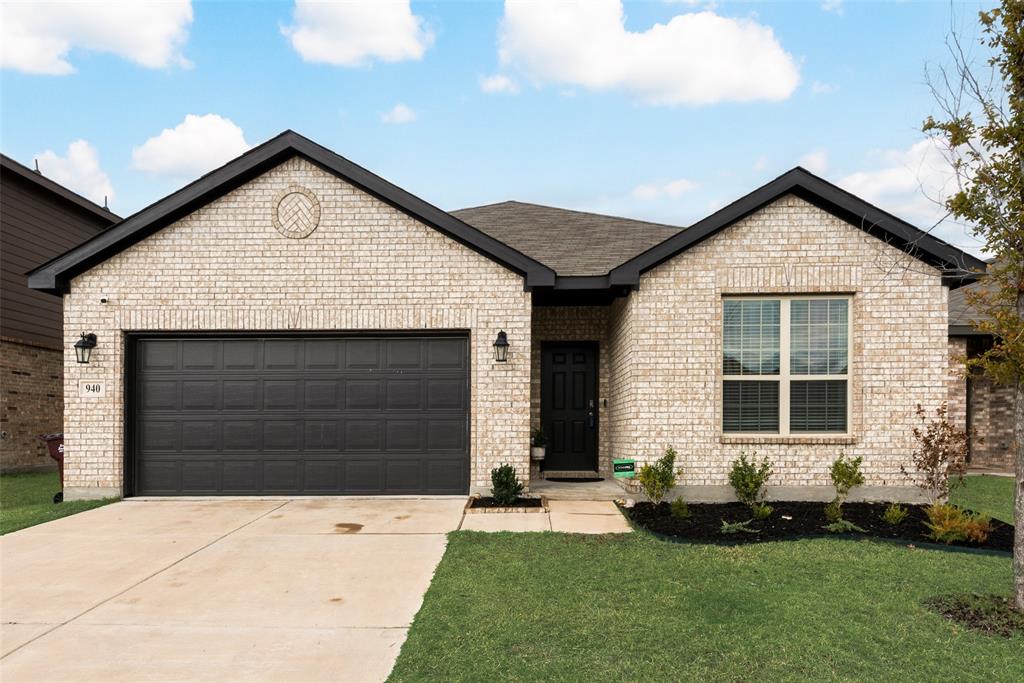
<box><xmin>493</xmin><ymin>330</ymin><xmax>509</xmax><ymax>363</ymax></box>
<box><xmin>74</xmin><ymin>333</ymin><xmax>97</xmax><ymax>364</ymax></box>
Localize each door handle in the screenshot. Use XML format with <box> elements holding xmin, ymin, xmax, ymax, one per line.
<box><xmin>587</xmin><ymin>400</ymin><xmax>595</xmax><ymax>428</ymax></box>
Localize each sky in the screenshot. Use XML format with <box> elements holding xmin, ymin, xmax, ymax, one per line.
<box><xmin>0</xmin><ymin>0</ymin><xmax>998</xmax><ymax>256</ymax></box>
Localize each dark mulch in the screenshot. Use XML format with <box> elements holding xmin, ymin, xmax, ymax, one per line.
<box><xmin>468</xmin><ymin>496</ymin><xmax>544</xmax><ymax>509</ymax></box>
<box><xmin>924</xmin><ymin>594</ymin><xmax>1024</xmax><ymax>638</ymax></box>
<box><xmin>627</xmin><ymin>501</ymin><xmax>1014</xmax><ymax>552</ymax></box>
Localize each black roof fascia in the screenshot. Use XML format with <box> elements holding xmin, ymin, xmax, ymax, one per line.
<box><xmin>2</xmin><ymin>154</ymin><xmax>120</xmax><ymax>224</ymax></box>
<box><xmin>948</xmin><ymin>324</ymin><xmax>993</xmax><ymax>337</ymax></box>
<box><xmin>608</xmin><ymin>167</ymin><xmax>987</xmax><ymax>290</ymax></box>
<box><xmin>27</xmin><ymin>131</ymin><xmax>555</xmax><ymax>295</ymax></box>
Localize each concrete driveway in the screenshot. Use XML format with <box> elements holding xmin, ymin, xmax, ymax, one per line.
<box><xmin>0</xmin><ymin>497</ymin><xmax>466</xmax><ymax>682</ymax></box>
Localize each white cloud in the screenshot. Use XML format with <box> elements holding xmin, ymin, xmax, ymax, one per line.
<box><xmin>837</xmin><ymin>138</ymin><xmax>986</xmax><ymax>254</ymax></box>
<box><xmin>283</xmin><ymin>0</ymin><xmax>433</xmax><ymax>67</ymax></box>
<box><xmin>498</xmin><ymin>0</ymin><xmax>799</xmax><ymax>105</ymax></box>
<box><xmin>753</xmin><ymin>155</ymin><xmax>769</xmax><ymax>172</ymax></box>
<box><xmin>632</xmin><ymin>178</ymin><xmax>700</xmax><ymax>200</ymax></box>
<box><xmin>132</xmin><ymin>114</ymin><xmax>250</xmax><ymax>178</ymax></box>
<box><xmin>381</xmin><ymin>103</ymin><xmax>416</xmax><ymax>124</ymax></box>
<box><xmin>480</xmin><ymin>74</ymin><xmax>519</xmax><ymax>94</ymax></box>
<box><xmin>811</xmin><ymin>80</ymin><xmax>838</xmax><ymax>94</ymax></box>
<box><xmin>35</xmin><ymin>140</ymin><xmax>113</xmax><ymax>206</ymax></box>
<box><xmin>798</xmin><ymin>149</ymin><xmax>829</xmax><ymax>175</ymax></box>
<box><xmin>1</xmin><ymin>1</ymin><xmax>192</xmax><ymax>75</ymax></box>
<box><xmin>821</xmin><ymin>1</ymin><xmax>844</xmax><ymax>15</ymax></box>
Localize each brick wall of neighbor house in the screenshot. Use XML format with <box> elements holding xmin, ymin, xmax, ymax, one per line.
<box><xmin>530</xmin><ymin>306</ymin><xmax>611</xmax><ymax>477</ymax></box>
<box><xmin>947</xmin><ymin>337</ymin><xmax>968</xmax><ymax>431</ymax></box>
<box><xmin>0</xmin><ymin>338</ymin><xmax>63</xmax><ymax>471</ymax></box>
<box><xmin>609</xmin><ymin>194</ymin><xmax>948</xmax><ymax>498</ymax></box>
<box><xmin>60</xmin><ymin>157</ymin><xmax>532</xmax><ymax>499</ymax></box>
<box><xmin>967</xmin><ymin>375</ymin><xmax>1016</xmax><ymax>471</ymax></box>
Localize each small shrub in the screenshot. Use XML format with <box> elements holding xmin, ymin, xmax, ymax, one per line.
<box><xmin>881</xmin><ymin>503</ymin><xmax>909</xmax><ymax>526</ymax></box>
<box><xmin>824</xmin><ymin>500</ymin><xmax>843</xmax><ymax>523</ymax></box>
<box><xmin>637</xmin><ymin>445</ymin><xmax>680</xmax><ymax>504</ymax></box>
<box><xmin>490</xmin><ymin>463</ymin><xmax>524</xmax><ymax>505</ymax></box>
<box><xmin>902</xmin><ymin>403</ymin><xmax>969</xmax><ymax>504</ymax></box>
<box><xmin>824</xmin><ymin>519</ymin><xmax>867</xmax><ymax>534</ymax></box>
<box><xmin>751</xmin><ymin>502</ymin><xmax>773</xmax><ymax>520</ymax></box>
<box><xmin>670</xmin><ymin>498</ymin><xmax>692</xmax><ymax>519</ymax></box>
<box><xmin>828</xmin><ymin>454</ymin><xmax>864</xmax><ymax>521</ymax></box>
<box><xmin>924</xmin><ymin>503</ymin><xmax>992</xmax><ymax>544</ymax></box>
<box><xmin>728</xmin><ymin>452</ymin><xmax>772</xmax><ymax>510</ymax></box>
<box><xmin>531</xmin><ymin>428</ymin><xmax>546</xmax><ymax>447</ymax></box>
<box><xmin>720</xmin><ymin>519</ymin><xmax>757</xmax><ymax>534</ymax></box>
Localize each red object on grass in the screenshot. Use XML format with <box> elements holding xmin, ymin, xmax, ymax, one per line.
<box><xmin>37</xmin><ymin>433</ymin><xmax>65</xmax><ymax>501</ymax></box>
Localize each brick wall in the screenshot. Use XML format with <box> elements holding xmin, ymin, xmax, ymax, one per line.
<box><xmin>968</xmin><ymin>375</ymin><xmax>1016</xmax><ymax>471</ymax></box>
<box><xmin>0</xmin><ymin>338</ymin><xmax>62</xmax><ymax>471</ymax></box>
<box><xmin>608</xmin><ymin>194</ymin><xmax>948</xmax><ymax>491</ymax></box>
<box><xmin>947</xmin><ymin>337</ymin><xmax>968</xmax><ymax>431</ymax></box>
<box><xmin>531</xmin><ymin>306</ymin><xmax>611</xmax><ymax>475</ymax></box>
<box><xmin>61</xmin><ymin>157</ymin><xmax>532</xmax><ymax>498</ymax></box>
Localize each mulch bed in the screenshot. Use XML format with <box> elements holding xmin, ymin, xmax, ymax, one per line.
<box><xmin>924</xmin><ymin>594</ymin><xmax>1024</xmax><ymax>638</ymax></box>
<box><xmin>627</xmin><ymin>501</ymin><xmax>1014</xmax><ymax>552</ymax></box>
<box><xmin>467</xmin><ymin>496</ymin><xmax>545</xmax><ymax>509</ymax></box>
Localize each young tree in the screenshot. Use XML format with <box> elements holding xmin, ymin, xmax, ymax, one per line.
<box><xmin>923</xmin><ymin>0</ymin><xmax>1023</xmax><ymax>610</ymax></box>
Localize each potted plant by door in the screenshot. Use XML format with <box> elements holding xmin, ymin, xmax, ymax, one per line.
<box><xmin>531</xmin><ymin>428</ymin><xmax>547</xmax><ymax>461</ymax></box>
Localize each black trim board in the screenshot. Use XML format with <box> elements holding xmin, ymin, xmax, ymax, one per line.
<box><xmin>608</xmin><ymin>167</ymin><xmax>987</xmax><ymax>290</ymax></box>
<box><xmin>27</xmin><ymin>131</ymin><xmax>556</xmax><ymax>295</ymax></box>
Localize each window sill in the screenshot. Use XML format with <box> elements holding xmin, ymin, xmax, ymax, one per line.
<box><xmin>720</xmin><ymin>434</ymin><xmax>858</xmax><ymax>446</ymax></box>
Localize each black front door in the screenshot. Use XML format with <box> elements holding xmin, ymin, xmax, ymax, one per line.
<box><xmin>541</xmin><ymin>343</ymin><xmax>598</xmax><ymax>471</ymax></box>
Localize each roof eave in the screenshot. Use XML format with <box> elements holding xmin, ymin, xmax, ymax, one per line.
<box><xmin>27</xmin><ymin>131</ymin><xmax>555</xmax><ymax>296</ymax></box>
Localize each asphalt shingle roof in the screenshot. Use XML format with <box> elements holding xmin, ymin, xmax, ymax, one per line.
<box><xmin>948</xmin><ymin>259</ymin><xmax>999</xmax><ymax>331</ymax></box>
<box><xmin>452</xmin><ymin>201</ymin><xmax>684</xmax><ymax>276</ymax></box>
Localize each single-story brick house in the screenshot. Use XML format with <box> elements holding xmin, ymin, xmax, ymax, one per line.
<box><xmin>28</xmin><ymin>131</ymin><xmax>986</xmax><ymax>501</ymax></box>
<box><xmin>946</xmin><ymin>263</ymin><xmax>1015</xmax><ymax>472</ymax></box>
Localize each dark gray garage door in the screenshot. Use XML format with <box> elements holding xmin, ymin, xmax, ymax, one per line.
<box><xmin>131</xmin><ymin>335</ymin><xmax>469</xmax><ymax>496</ymax></box>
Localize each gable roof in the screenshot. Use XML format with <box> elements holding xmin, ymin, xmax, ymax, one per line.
<box><xmin>2</xmin><ymin>153</ymin><xmax>120</xmax><ymax>225</ymax></box>
<box><xmin>608</xmin><ymin>167</ymin><xmax>987</xmax><ymax>289</ymax></box>
<box><xmin>27</xmin><ymin>130</ymin><xmax>556</xmax><ymax>295</ymax></box>
<box><xmin>452</xmin><ymin>201</ymin><xmax>682</xmax><ymax>276</ymax></box>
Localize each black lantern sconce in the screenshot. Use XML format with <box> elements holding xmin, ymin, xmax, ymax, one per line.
<box><xmin>493</xmin><ymin>330</ymin><xmax>509</xmax><ymax>363</ymax></box>
<box><xmin>74</xmin><ymin>333</ymin><xmax>97</xmax><ymax>364</ymax></box>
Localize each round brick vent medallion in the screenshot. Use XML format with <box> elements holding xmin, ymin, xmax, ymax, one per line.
<box><xmin>273</xmin><ymin>186</ymin><xmax>321</xmax><ymax>238</ymax></box>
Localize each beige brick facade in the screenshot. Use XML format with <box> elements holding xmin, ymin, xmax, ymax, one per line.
<box><xmin>61</xmin><ymin>157</ymin><xmax>532</xmax><ymax>498</ymax></box>
<box><xmin>947</xmin><ymin>337</ymin><xmax>1017</xmax><ymax>472</ymax></box>
<box><xmin>60</xmin><ymin>170</ymin><xmax>953</xmax><ymax>500</ymax></box>
<box><xmin>604</xmin><ymin>195</ymin><xmax>948</xmax><ymax>495</ymax></box>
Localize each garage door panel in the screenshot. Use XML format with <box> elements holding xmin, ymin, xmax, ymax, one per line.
<box><xmin>133</xmin><ymin>336</ymin><xmax>468</xmax><ymax>496</ymax></box>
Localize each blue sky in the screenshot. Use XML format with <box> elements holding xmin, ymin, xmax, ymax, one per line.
<box><xmin>0</xmin><ymin>1</ymin><xmax>995</xmax><ymax>254</ymax></box>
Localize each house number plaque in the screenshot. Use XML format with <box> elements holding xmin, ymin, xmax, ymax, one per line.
<box><xmin>79</xmin><ymin>381</ymin><xmax>106</xmax><ymax>397</ymax></box>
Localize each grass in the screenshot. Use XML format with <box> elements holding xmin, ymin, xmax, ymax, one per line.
<box><xmin>952</xmin><ymin>474</ymin><xmax>1016</xmax><ymax>523</ymax></box>
<box><xmin>390</xmin><ymin>532</ymin><xmax>1021</xmax><ymax>682</ymax></box>
<box><xmin>0</xmin><ymin>471</ymin><xmax>117</xmax><ymax>535</ymax></box>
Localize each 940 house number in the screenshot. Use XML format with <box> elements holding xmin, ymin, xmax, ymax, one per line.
<box><xmin>79</xmin><ymin>381</ymin><xmax>106</xmax><ymax>397</ymax></box>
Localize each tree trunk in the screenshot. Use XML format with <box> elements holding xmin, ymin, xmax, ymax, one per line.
<box><xmin>1016</xmin><ymin>289</ymin><xmax>1024</xmax><ymax>612</ymax></box>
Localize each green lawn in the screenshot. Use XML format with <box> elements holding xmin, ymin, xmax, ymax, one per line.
<box><xmin>392</xmin><ymin>475</ymin><xmax>1020</xmax><ymax>681</ymax></box>
<box><xmin>0</xmin><ymin>471</ymin><xmax>117</xmax><ymax>535</ymax></box>
<box><xmin>953</xmin><ymin>474</ymin><xmax>1016</xmax><ymax>523</ymax></box>
<box><xmin>391</xmin><ymin>533</ymin><xmax>1020</xmax><ymax>682</ymax></box>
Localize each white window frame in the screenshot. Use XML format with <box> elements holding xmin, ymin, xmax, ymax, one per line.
<box><xmin>722</xmin><ymin>295</ymin><xmax>852</xmax><ymax>437</ymax></box>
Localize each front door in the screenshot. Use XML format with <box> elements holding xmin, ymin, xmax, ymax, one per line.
<box><xmin>541</xmin><ymin>343</ymin><xmax>598</xmax><ymax>471</ymax></box>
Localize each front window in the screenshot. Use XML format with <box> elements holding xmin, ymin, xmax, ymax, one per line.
<box><xmin>723</xmin><ymin>296</ymin><xmax>850</xmax><ymax>435</ymax></box>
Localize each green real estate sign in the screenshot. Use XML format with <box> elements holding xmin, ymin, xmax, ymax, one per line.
<box><xmin>613</xmin><ymin>459</ymin><xmax>636</xmax><ymax>479</ymax></box>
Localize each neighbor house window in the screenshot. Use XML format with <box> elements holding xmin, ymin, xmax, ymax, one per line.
<box><xmin>723</xmin><ymin>296</ymin><xmax>850</xmax><ymax>435</ymax></box>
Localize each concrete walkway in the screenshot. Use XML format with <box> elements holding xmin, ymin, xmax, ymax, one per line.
<box><xmin>0</xmin><ymin>498</ymin><xmax>466</xmax><ymax>683</ymax></box>
<box><xmin>460</xmin><ymin>500</ymin><xmax>632</xmax><ymax>533</ymax></box>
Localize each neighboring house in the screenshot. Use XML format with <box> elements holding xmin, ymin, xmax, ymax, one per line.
<box><xmin>27</xmin><ymin>131</ymin><xmax>985</xmax><ymax>501</ymax></box>
<box><xmin>947</xmin><ymin>263</ymin><xmax>1015</xmax><ymax>472</ymax></box>
<box><xmin>1</xmin><ymin>154</ymin><xmax>119</xmax><ymax>472</ymax></box>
